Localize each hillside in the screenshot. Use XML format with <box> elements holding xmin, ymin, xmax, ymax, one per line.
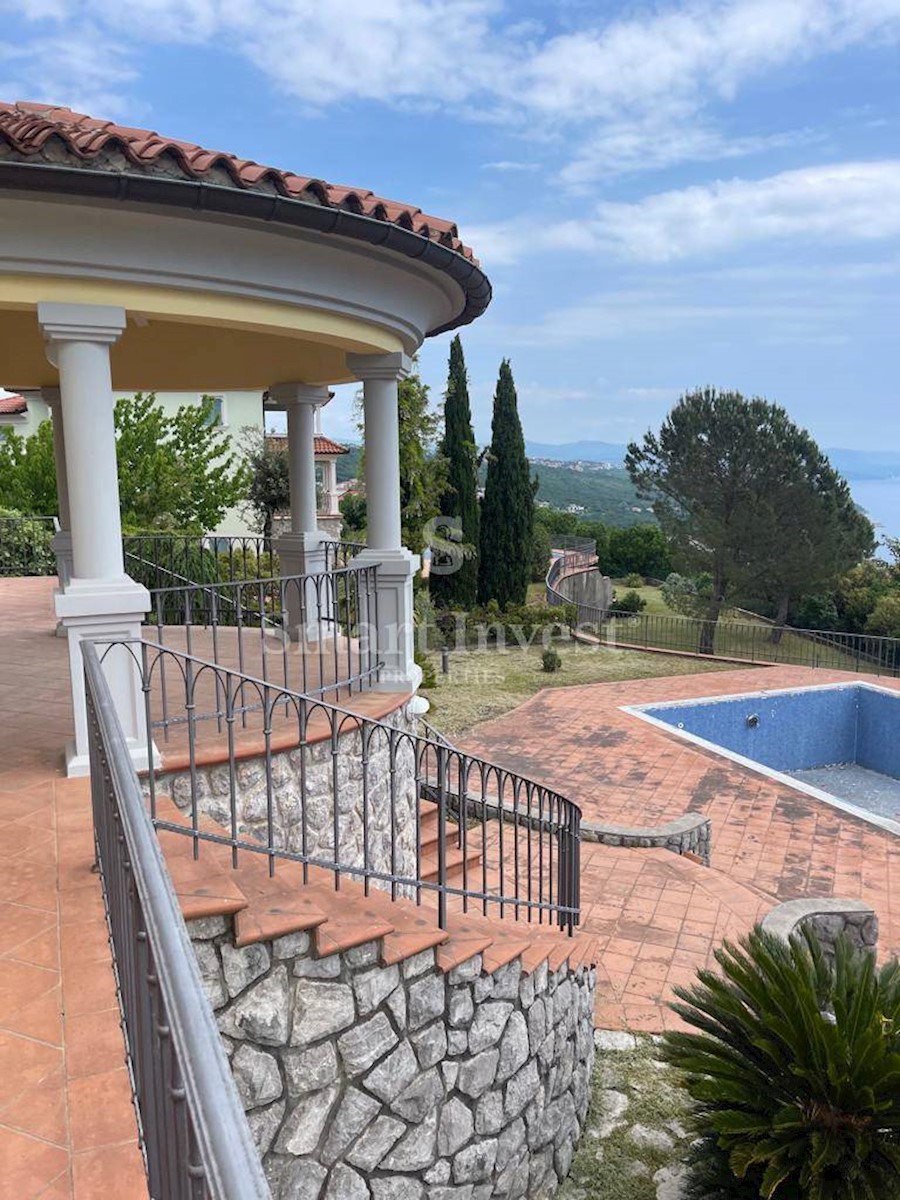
<box><xmin>531</xmin><ymin>463</ymin><xmax>653</xmax><ymax>526</ymax></box>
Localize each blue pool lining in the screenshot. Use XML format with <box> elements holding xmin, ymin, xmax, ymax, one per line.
<box><xmin>621</xmin><ymin>682</ymin><xmax>900</xmax><ymax>839</ymax></box>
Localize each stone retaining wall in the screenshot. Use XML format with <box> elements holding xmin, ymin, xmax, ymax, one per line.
<box><xmin>189</xmin><ymin>916</ymin><xmax>596</xmax><ymax>1199</ymax></box>
<box><xmin>152</xmin><ymin>706</ymin><xmax>419</xmax><ymax>885</ymax></box>
<box><xmin>761</xmin><ymin>898</ymin><xmax>878</xmax><ymax>957</ymax></box>
<box><xmin>582</xmin><ymin>813</ymin><xmax>711</xmax><ymax>866</ymax></box>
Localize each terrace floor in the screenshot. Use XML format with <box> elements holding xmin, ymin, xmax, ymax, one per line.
<box><xmin>0</xmin><ymin>577</ymin><xmax>148</xmax><ymax>1199</ymax></box>
<box><xmin>4</xmin><ymin>576</ymin><xmax>900</xmax><ymax>1197</ymax></box>
<box><xmin>465</xmin><ymin>663</ymin><xmax>900</xmax><ymax>1030</ymax></box>
<box><xmin>0</xmin><ymin>577</ymin><xmax>410</xmax><ymax>1198</ymax></box>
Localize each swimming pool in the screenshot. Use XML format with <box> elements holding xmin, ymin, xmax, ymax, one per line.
<box><xmin>625</xmin><ymin>682</ymin><xmax>900</xmax><ymax>834</ymax></box>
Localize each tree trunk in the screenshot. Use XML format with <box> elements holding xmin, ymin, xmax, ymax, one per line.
<box><xmin>769</xmin><ymin>594</ymin><xmax>790</xmax><ymax>644</ymax></box>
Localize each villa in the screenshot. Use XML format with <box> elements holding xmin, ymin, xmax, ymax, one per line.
<box><xmin>0</xmin><ymin>100</ymin><xmax>896</xmax><ymax>1200</ymax></box>
<box><xmin>0</xmin><ymin>387</ymin><xmax>351</xmax><ymax>539</ymax></box>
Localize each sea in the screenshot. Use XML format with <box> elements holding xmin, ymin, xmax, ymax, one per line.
<box><xmin>850</xmin><ymin>479</ymin><xmax>900</xmax><ymax>559</ymax></box>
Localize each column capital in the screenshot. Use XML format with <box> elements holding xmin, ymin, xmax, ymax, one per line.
<box><xmin>346</xmin><ymin>351</ymin><xmax>412</xmax><ymax>382</ymax></box>
<box><xmin>266</xmin><ymin>382</ymin><xmax>331</xmax><ymax>410</ymax></box>
<box><xmin>37</xmin><ymin>303</ymin><xmax>127</xmax><ymax>346</ymax></box>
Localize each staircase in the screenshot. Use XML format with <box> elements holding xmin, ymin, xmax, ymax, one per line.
<box><xmin>157</xmin><ymin>796</ymin><xmax>596</xmax><ymax>982</ymax></box>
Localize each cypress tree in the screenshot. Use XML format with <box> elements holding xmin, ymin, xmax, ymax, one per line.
<box><xmin>478</xmin><ymin>359</ymin><xmax>533</xmax><ymax>608</ymax></box>
<box><xmin>431</xmin><ymin>336</ymin><xmax>480</xmax><ymax>609</ymax></box>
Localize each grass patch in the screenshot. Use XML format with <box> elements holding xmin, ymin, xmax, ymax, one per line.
<box><xmin>421</xmin><ymin>641</ymin><xmax>731</xmax><ymax>740</ymax></box>
<box><xmin>608</xmin><ymin>582</ymin><xmax>863</xmax><ymax>673</ymax></box>
<box><xmin>560</xmin><ymin>1037</ymin><xmax>693</xmax><ymax>1200</ymax></box>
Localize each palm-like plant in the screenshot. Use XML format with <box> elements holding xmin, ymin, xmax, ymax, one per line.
<box><xmin>663</xmin><ymin>927</ymin><xmax>900</xmax><ymax>1200</ymax></box>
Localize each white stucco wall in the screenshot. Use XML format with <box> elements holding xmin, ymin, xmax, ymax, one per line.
<box><xmin>3</xmin><ymin>389</ymin><xmax>264</xmax><ymax>536</ymax></box>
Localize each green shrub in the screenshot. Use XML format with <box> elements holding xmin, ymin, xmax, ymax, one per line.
<box><xmin>623</xmin><ymin>572</ymin><xmax>645</xmax><ymax>588</ymax></box>
<box><xmin>664</xmin><ymin>928</ymin><xmax>900</xmax><ymax>1200</ymax></box>
<box><xmin>541</xmin><ymin>648</ymin><xmax>562</xmax><ymax>672</ymax></box>
<box><xmin>612</xmin><ymin>589</ymin><xmax>647</xmax><ymax>615</ymax></box>
<box><xmin>0</xmin><ymin>507</ymin><xmax>56</xmax><ymax>576</ymax></box>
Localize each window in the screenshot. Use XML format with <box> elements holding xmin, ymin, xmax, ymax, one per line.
<box><xmin>202</xmin><ymin>395</ymin><xmax>225</xmax><ymax>426</ymax></box>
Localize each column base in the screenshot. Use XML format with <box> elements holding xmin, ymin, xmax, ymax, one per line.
<box><xmin>274</xmin><ymin>531</ymin><xmax>331</xmax><ymax>643</ymax></box>
<box><xmin>54</xmin><ymin>575</ymin><xmax>152</xmax><ymax>777</ymax></box>
<box><xmin>351</xmin><ymin>547</ymin><xmax>422</xmax><ymax>693</ymax></box>
<box><xmin>64</xmin><ymin>735</ymin><xmax>160</xmax><ymax>779</ymax></box>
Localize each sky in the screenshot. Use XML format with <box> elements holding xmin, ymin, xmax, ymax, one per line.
<box><xmin>4</xmin><ymin>0</ymin><xmax>899</xmax><ymax>451</ymax></box>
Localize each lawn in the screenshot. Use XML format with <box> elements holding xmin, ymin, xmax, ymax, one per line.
<box><xmin>421</xmin><ymin>640</ymin><xmax>731</xmax><ymax>740</ymax></box>
<box><xmin>607</xmin><ymin>582</ymin><xmax>866</xmax><ymax>674</ymax></box>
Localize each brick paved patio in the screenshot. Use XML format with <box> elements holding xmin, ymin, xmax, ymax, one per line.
<box><xmin>465</xmin><ymin>664</ymin><xmax>900</xmax><ymax>1030</ymax></box>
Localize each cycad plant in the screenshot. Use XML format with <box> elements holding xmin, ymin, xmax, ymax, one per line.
<box><xmin>663</xmin><ymin>927</ymin><xmax>900</xmax><ymax>1200</ymax></box>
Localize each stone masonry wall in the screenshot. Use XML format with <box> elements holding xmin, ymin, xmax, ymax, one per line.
<box><xmin>153</xmin><ymin>706</ymin><xmax>419</xmax><ymax>886</ymax></box>
<box><xmin>761</xmin><ymin>898</ymin><xmax>879</xmax><ymax>959</ymax></box>
<box><xmin>189</xmin><ymin>916</ymin><xmax>596</xmax><ymax>1199</ymax></box>
<box><xmin>582</xmin><ymin>813</ymin><xmax>711</xmax><ymax>866</ymax></box>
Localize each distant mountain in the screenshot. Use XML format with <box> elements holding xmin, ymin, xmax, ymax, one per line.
<box><xmin>825</xmin><ymin>449</ymin><xmax>900</xmax><ymax>482</ymax></box>
<box><xmin>524</xmin><ymin>440</ymin><xmax>900</xmax><ymax>481</ymax></box>
<box><xmin>526</xmin><ymin>440</ymin><xmax>627</xmax><ymax>463</ymax></box>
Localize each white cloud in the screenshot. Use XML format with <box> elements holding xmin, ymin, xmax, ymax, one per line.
<box><xmin>473</xmin><ymin>161</ymin><xmax>900</xmax><ymax>266</ymax></box>
<box><xmin>559</xmin><ymin>120</ymin><xmax>820</xmax><ymax>186</ymax></box>
<box><xmin>5</xmin><ymin>0</ymin><xmax>900</xmax><ymax>179</ymax></box>
<box><xmin>481</xmin><ymin>161</ymin><xmax>540</xmax><ymax>172</ymax></box>
<box><xmin>591</xmin><ymin>160</ymin><xmax>900</xmax><ymax>260</ymax></box>
<box><xmin>0</xmin><ymin>26</ymin><xmax>136</xmax><ymax>117</ymax></box>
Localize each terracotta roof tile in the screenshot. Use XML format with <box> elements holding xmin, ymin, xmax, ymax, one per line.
<box><xmin>314</xmin><ymin>435</ymin><xmax>349</xmax><ymax>456</ymax></box>
<box><xmin>0</xmin><ymin>393</ymin><xmax>26</xmax><ymax>414</ymax></box>
<box><xmin>0</xmin><ymin>101</ymin><xmax>476</xmax><ymax>263</ymax></box>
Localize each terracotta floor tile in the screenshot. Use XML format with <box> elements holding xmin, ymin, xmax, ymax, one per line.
<box><xmin>67</xmin><ymin>1069</ymin><xmax>137</xmax><ymax>1153</ymax></box>
<box><xmin>0</xmin><ymin>1126</ymin><xmax>68</xmax><ymax>1200</ymax></box>
<box><xmin>0</xmin><ymin>1031</ymin><xmax>62</xmax><ymax>1111</ymax></box>
<box><xmin>64</xmin><ymin>1009</ymin><xmax>126</xmax><ymax>1081</ymax></box>
<box><xmin>0</xmin><ymin>962</ymin><xmax>60</xmax><ymax>1036</ymax></box>
<box><xmin>72</xmin><ymin>1140</ymin><xmax>146</xmax><ymax>1200</ymax></box>
<box><xmin>60</xmin><ymin>956</ymin><xmax>117</xmax><ymax>1020</ymax></box>
<box><xmin>0</xmin><ymin>903</ymin><xmax>57</xmax><ymax>960</ymax></box>
<box><xmin>4</xmin><ymin>985</ymin><xmax>64</xmax><ymax>1048</ymax></box>
<box><xmin>0</xmin><ymin>1062</ymin><xmax>67</xmax><ymax>1147</ymax></box>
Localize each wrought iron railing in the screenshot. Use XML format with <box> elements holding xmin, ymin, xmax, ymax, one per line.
<box><xmin>123</xmin><ymin>533</ymin><xmax>275</xmax><ymax>592</ymax></box>
<box><xmin>144</xmin><ymin>564</ymin><xmax>381</xmax><ymax>705</ymax></box>
<box><xmin>123</xmin><ymin>533</ymin><xmax>367</xmax><ymax>594</ymax></box>
<box><xmin>82</xmin><ymin>641</ymin><xmax>271</xmax><ymax>1199</ymax></box>
<box><xmin>101</xmin><ymin>639</ymin><xmax>581</xmax><ymax>933</ymax></box>
<box><xmin>0</xmin><ymin>514</ymin><xmax>59</xmax><ymax>576</ymax></box>
<box><xmin>548</xmin><ymin>549</ymin><xmax>900</xmax><ymax>677</ymax></box>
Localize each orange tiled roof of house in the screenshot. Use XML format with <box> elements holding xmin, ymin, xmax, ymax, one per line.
<box><xmin>314</xmin><ymin>435</ymin><xmax>349</xmax><ymax>456</ymax></box>
<box><xmin>0</xmin><ymin>392</ymin><xmax>26</xmax><ymax>414</ymax></box>
<box><xmin>0</xmin><ymin>101</ymin><xmax>477</xmax><ymax>263</ymax></box>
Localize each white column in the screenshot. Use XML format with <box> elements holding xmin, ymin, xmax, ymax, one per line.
<box><xmin>346</xmin><ymin>351</ymin><xmax>421</xmax><ymax>693</ymax></box>
<box><xmin>41</xmin><ymin>387</ymin><xmax>73</xmax><ymax>593</ymax></box>
<box><xmin>269</xmin><ymin>383</ymin><xmax>330</xmax><ymax>641</ymax></box>
<box><xmin>323</xmin><ymin>458</ymin><xmax>339</xmax><ymax>514</ymax></box>
<box><xmin>37</xmin><ymin>302</ymin><xmax>152</xmax><ymax>777</ymax></box>
<box><xmin>286</xmin><ymin>393</ymin><xmax>320</xmax><ymax>534</ymax></box>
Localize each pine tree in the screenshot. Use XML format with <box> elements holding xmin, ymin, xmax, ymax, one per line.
<box><xmin>431</xmin><ymin>336</ymin><xmax>480</xmax><ymax>609</ymax></box>
<box><xmin>478</xmin><ymin>360</ymin><xmax>533</xmax><ymax>608</ymax></box>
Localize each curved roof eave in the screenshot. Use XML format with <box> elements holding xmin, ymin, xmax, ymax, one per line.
<box><xmin>0</xmin><ymin>161</ymin><xmax>492</xmax><ymax>336</ymax></box>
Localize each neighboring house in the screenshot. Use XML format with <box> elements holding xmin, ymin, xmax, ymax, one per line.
<box><xmin>267</xmin><ymin>405</ymin><xmax>350</xmax><ymax>539</ymax></box>
<box><xmin>2</xmin><ymin>388</ymin><xmax>330</xmax><ymax>541</ymax></box>
<box><xmin>0</xmin><ymin>391</ymin><xmax>29</xmax><ymax>430</ymax></box>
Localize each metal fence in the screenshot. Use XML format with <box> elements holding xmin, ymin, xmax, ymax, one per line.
<box><xmin>547</xmin><ymin>549</ymin><xmax>900</xmax><ymax>677</ymax></box>
<box><xmin>104</xmin><ymin>638</ymin><xmax>581</xmax><ymax>933</ymax></box>
<box><xmin>0</xmin><ymin>514</ymin><xmax>58</xmax><ymax>576</ymax></box>
<box><xmin>83</xmin><ymin>641</ymin><xmax>271</xmax><ymax>1200</ymax></box>
<box><xmin>123</xmin><ymin>534</ymin><xmax>367</xmax><ymax>594</ymax></box>
<box><xmin>144</xmin><ymin>562</ymin><xmax>381</xmax><ymax>707</ymax></box>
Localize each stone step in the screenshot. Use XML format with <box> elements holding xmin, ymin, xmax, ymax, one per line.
<box><xmin>156</xmin><ymin>796</ymin><xmax>595</xmax><ymax>989</ymax></box>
